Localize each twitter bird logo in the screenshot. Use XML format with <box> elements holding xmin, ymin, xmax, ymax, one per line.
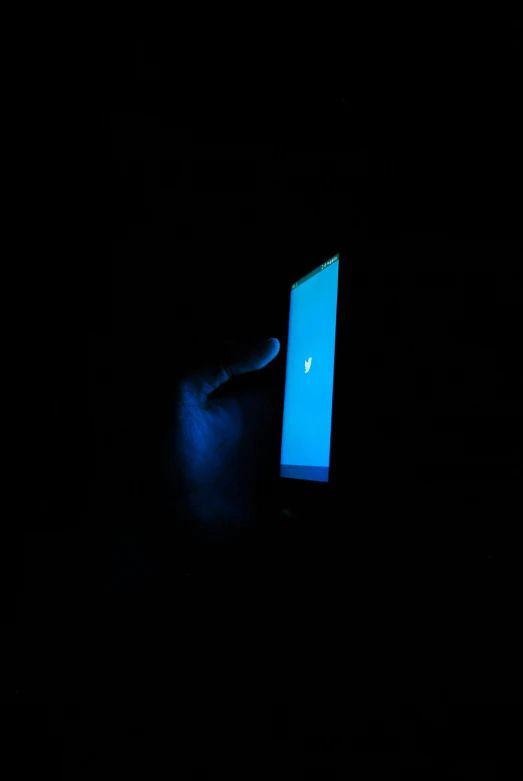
<box><xmin>305</xmin><ymin>357</ymin><xmax>312</xmax><ymax>374</ymax></box>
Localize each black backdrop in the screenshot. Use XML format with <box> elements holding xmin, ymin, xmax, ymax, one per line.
<box><xmin>20</xmin><ymin>46</ymin><xmax>523</xmax><ymax>772</ymax></box>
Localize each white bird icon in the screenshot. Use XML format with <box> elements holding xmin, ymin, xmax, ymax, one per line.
<box><xmin>305</xmin><ymin>357</ymin><xmax>312</xmax><ymax>374</ymax></box>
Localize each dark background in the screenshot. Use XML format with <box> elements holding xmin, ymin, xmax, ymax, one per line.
<box><xmin>18</xmin><ymin>35</ymin><xmax>522</xmax><ymax>774</ymax></box>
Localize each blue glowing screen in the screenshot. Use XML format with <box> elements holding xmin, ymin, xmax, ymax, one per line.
<box><xmin>280</xmin><ymin>254</ymin><xmax>339</xmax><ymax>482</ymax></box>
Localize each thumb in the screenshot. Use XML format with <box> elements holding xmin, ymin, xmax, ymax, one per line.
<box><xmin>198</xmin><ymin>338</ymin><xmax>281</xmax><ymax>396</ymax></box>
<box><xmin>224</xmin><ymin>337</ymin><xmax>281</xmax><ymax>374</ymax></box>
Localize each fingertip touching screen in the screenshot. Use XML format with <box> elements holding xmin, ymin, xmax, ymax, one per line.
<box><xmin>280</xmin><ymin>254</ymin><xmax>339</xmax><ymax>482</ymax></box>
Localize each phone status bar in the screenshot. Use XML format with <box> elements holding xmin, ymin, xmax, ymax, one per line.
<box><xmin>291</xmin><ymin>254</ymin><xmax>339</xmax><ymax>290</ymax></box>
<box><xmin>321</xmin><ymin>254</ymin><xmax>339</xmax><ymax>271</ymax></box>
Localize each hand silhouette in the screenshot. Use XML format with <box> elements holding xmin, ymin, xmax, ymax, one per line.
<box><xmin>167</xmin><ymin>337</ymin><xmax>281</xmax><ymax>538</ymax></box>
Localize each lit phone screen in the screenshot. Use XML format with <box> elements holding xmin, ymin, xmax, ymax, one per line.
<box><xmin>280</xmin><ymin>254</ymin><xmax>339</xmax><ymax>482</ymax></box>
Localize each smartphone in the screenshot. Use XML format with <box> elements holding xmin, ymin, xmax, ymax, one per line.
<box><xmin>280</xmin><ymin>253</ymin><xmax>340</xmax><ymax>484</ymax></box>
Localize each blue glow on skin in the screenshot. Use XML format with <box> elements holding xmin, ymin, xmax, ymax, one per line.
<box><xmin>168</xmin><ymin>338</ymin><xmax>280</xmax><ymax>532</ymax></box>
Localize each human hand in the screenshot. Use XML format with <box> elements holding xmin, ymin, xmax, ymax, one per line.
<box><xmin>167</xmin><ymin>337</ymin><xmax>281</xmax><ymax>538</ymax></box>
